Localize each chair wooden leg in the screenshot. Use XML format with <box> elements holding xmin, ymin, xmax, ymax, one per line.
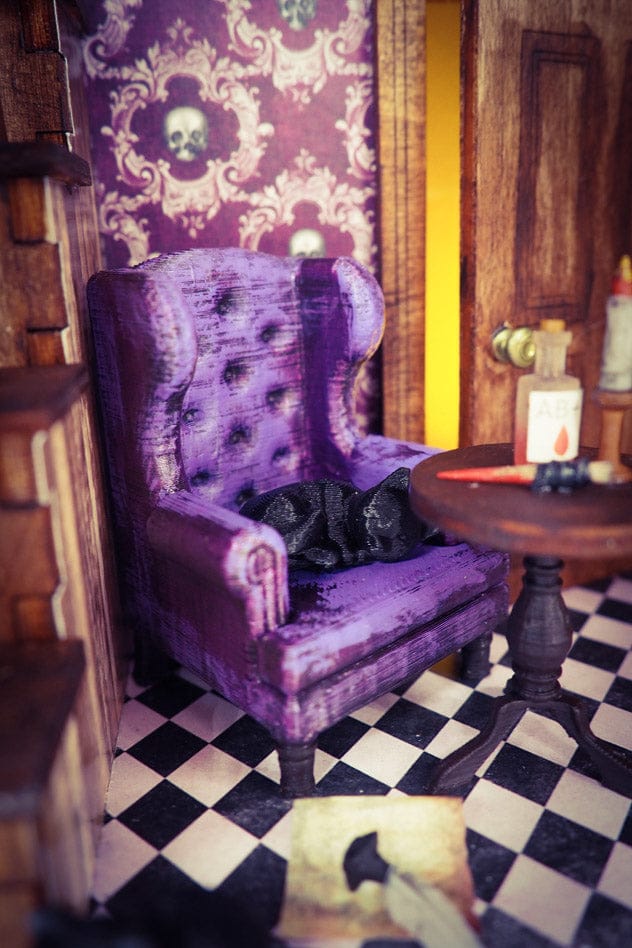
<box><xmin>459</xmin><ymin>631</ymin><xmax>492</xmax><ymax>683</ymax></box>
<box><xmin>278</xmin><ymin>741</ymin><xmax>316</xmax><ymax>798</ymax></box>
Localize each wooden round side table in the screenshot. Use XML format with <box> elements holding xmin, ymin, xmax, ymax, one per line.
<box><xmin>409</xmin><ymin>443</ymin><xmax>632</xmax><ymax>796</ymax></box>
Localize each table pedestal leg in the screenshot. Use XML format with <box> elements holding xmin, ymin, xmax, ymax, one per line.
<box><xmin>430</xmin><ymin>555</ymin><xmax>632</xmax><ymax>795</ymax></box>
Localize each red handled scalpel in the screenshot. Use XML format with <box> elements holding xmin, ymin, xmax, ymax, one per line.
<box><xmin>437</xmin><ymin>458</ymin><xmax>615</xmax><ymax>491</ymax></box>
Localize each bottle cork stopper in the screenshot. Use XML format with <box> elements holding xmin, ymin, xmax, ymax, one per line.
<box><xmin>539</xmin><ymin>318</ymin><xmax>566</xmax><ymax>332</ymax></box>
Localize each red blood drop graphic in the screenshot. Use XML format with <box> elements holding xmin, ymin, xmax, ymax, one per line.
<box><xmin>554</xmin><ymin>426</ymin><xmax>569</xmax><ymax>456</ymax></box>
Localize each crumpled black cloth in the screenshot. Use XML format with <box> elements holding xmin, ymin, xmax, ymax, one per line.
<box><xmin>239</xmin><ymin>467</ymin><xmax>436</xmax><ymax>571</ymax></box>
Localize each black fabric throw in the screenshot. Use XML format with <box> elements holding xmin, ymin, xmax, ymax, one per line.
<box><xmin>239</xmin><ymin>467</ymin><xmax>436</xmax><ymax>572</ymax></box>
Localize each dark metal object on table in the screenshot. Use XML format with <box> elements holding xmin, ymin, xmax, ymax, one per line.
<box><xmin>409</xmin><ymin>443</ymin><xmax>632</xmax><ymax>796</ymax></box>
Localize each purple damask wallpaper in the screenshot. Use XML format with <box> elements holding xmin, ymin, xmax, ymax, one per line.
<box><xmin>81</xmin><ymin>0</ymin><xmax>380</xmax><ymax>429</ymax></box>
<box><xmin>81</xmin><ymin>0</ymin><xmax>378</xmax><ymax>271</ymax></box>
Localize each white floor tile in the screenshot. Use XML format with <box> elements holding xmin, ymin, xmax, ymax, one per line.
<box><xmin>597</xmin><ymin>842</ymin><xmax>632</xmax><ymax>909</ymax></box>
<box><xmin>617</xmin><ymin>650</ymin><xmax>632</xmax><ymax>680</ymax></box>
<box><xmin>171</xmin><ymin>691</ymin><xmax>244</xmax><ymax>742</ymax></box>
<box><xmin>546</xmin><ymin>769</ymin><xmax>630</xmax><ymax>840</ymax></box>
<box><xmin>559</xmin><ymin>658</ymin><xmax>614</xmax><ymax>701</ymax></box>
<box><xmin>403</xmin><ymin>670</ymin><xmax>473</xmax><ymax>717</ymax></box>
<box><xmin>506</xmin><ymin>710</ymin><xmax>577</xmax><ymax>767</ymax></box>
<box><xmin>490</xmin><ymin>631</ymin><xmax>510</xmax><ymax>664</ymax></box>
<box><xmin>261</xmin><ymin>809</ymin><xmax>294</xmax><ymax>860</ymax></box>
<box><xmin>255</xmin><ymin>747</ymin><xmax>337</xmax><ymax>787</ymax></box>
<box><xmin>105</xmin><ymin>753</ymin><xmax>163</xmax><ymax>817</ymax></box>
<box><xmin>463</xmin><ymin>781</ymin><xmax>543</xmax><ymax>852</ymax></box>
<box><xmin>475</xmin><ymin>662</ymin><xmax>512</xmax><ymax>696</ymax></box>
<box><xmin>606</xmin><ymin>576</ymin><xmax>632</xmax><ymax>604</ymax></box>
<box><xmin>162</xmin><ymin>810</ymin><xmax>258</xmax><ymax>888</ymax></box>
<box><xmin>91</xmin><ymin>820</ymin><xmax>158</xmax><ymax>903</ymax></box>
<box><xmin>115</xmin><ymin>700</ymin><xmax>167</xmax><ymax>750</ymax></box>
<box><xmin>590</xmin><ymin>703</ymin><xmax>632</xmax><ymax>752</ymax></box>
<box><xmin>562</xmin><ymin>586</ymin><xmax>605</xmax><ymax>615</ymax></box>
<box><xmin>580</xmin><ymin>613</ymin><xmax>632</xmax><ymax>650</ymax></box>
<box><xmin>125</xmin><ymin>672</ymin><xmax>149</xmax><ymax>699</ymax></box>
<box><xmin>492</xmin><ymin>854</ymin><xmax>590</xmax><ymax>945</ymax></box>
<box><xmin>350</xmin><ymin>691</ymin><xmax>400</xmax><ymax>725</ymax></box>
<box><xmin>168</xmin><ymin>744</ymin><xmax>251</xmax><ymax>807</ymax></box>
<box><xmin>341</xmin><ymin>728</ymin><xmax>422</xmax><ymax>786</ymax></box>
<box><xmin>424</xmin><ymin>718</ymin><xmax>480</xmax><ymax>759</ymax></box>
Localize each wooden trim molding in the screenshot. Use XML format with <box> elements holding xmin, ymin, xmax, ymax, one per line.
<box><xmin>375</xmin><ymin>0</ymin><xmax>426</xmax><ymax>442</ymax></box>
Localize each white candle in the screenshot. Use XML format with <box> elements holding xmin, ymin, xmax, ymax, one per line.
<box><xmin>599</xmin><ymin>255</ymin><xmax>632</xmax><ymax>392</ymax></box>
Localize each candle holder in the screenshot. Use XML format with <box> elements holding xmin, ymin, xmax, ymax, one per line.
<box><xmin>593</xmin><ymin>388</ymin><xmax>632</xmax><ymax>483</ymax></box>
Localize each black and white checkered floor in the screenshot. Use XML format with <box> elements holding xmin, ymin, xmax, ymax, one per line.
<box><xmin>91</xmin><ymin>574</ymin><xmax>632</xmax><ymax>947</ymax></box>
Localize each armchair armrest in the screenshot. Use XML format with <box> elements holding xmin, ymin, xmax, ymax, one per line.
<box><xmin>147</xmin><ymin>491</ymin><xmax>289</xmax><ymax>635</ymax></box>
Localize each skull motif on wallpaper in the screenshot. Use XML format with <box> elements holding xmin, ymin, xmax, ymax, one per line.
<box><xmin>288</xmin><ymin>227</ymin><xmax>326</xmax><ymax>258</ymax></box>
<box><xmin>163</xmin><ymin>106</ymin><xmax>209</xmax><ymax>162</ymax></box>
<box><xmin>277</xmin><ymin>0</ymin><xmax>318</xmax><ymax>31</ymax></box>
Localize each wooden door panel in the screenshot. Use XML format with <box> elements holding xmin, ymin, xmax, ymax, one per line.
<box><xmin>462</xmin><ymin>0</ymin><xmax>632</xmax><ymax>589</ymax></box>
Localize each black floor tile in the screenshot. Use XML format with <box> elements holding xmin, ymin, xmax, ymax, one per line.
<box><xmin>619</xmin><ymin>807</ymin><xmax>632</xmax><ymax>846</ymax></box>
<box><xmin>523</xmin><ymin>811</ymin><xmax>614</xmax><ymax>887</ymax></box>
<box><xmin>597</xmin><ymin>597</ymin><xmax>632</xmax><ymax>624</ymax></box>
<box><xmin>584</xmin><ymin>577</ymin><xmax>613</xmax><ymax>594</ymax></box>
<box><xmin>479</xmin><ymin>906</ymin><xmax>559</xmax><ymax>948</ymax></box>
<box><xmin>395</xmin><ymin>752</ymin><xmax>469</xmax><ymax>796</ymax></box>
<box><xmin>106</xmin><ymin>878</ymin><xmax>278</xmax><ymax>948</ymax></box>
<box><xmin>604</xmin><ymin>675</ymin><xmax>632</xmax><ymax>712</ymax></box>
<box><xmin>566</xmin><ymin>607</ymin><xmax>590</xmax><ymax>634</ymax></box>
<box><xmin>567</xmin><ymin>745</ymin><xmax>609</xmax><ymax>782</ymax></box>
<box><xmin>574</xmin><ymin>891</ymin><xmax>632</xmax><ymax>948</ymax></box>
<box><xmin>361</xmin><ymin>941</ymin><xmax>419</xmax><ymax>948</ymax></box>
<box><xmin>483</xmin><ymin>743</ymin><xmax>564</xmax><ymax>806</ymax></box>
<box><xmin>568</xmin><ymin>636</ymin><xmax>627</xmax><ymax>674</ymax></box>
<box><xmin>104</xmin><ymin>854</ymin><xmax>205</xmax><ymax>922</ymax></box>
<box><xmin>453</xmin><ymin>690</ymin><xmax>497</xmax><ymax>731</ymax></box>
<box><xmin>211</xmin><ymin>716</ymin><xmax>277</xmax><ymax>767</ymax></box>
<box><xmin>135</xmin><ymin>675</ymin><xmax>207</xmax><ymax>717</ymax></box>
<box><xmin>315</xmin><ymin>761</ymin><xmax>390</xmax><ymax>796</ymax></box>
<box><xmin>317</xmin><ymin>715</ymin><xmax>370</xmax><ymax>757</ymax></box>
<box><xmin>126</xmin><ymin>721</ymin><xmax>207</xmax><ymax>776</ymax></box>
<box><xmin>466</xmin><ymin>829</ymin><xmax>517</xmax><ymax>902</ymax></box>
<box><xmin>216</xmin><ymin>843</ymin><xmax>287</xmax><ymax>935</ymax></box>
<box><xmin>213</xmin><ymin>771</ymin><xmax>291</xmax><ymax>837</ymax></box>
<box><xmin>374</xmin><ymin>698</ymin><xmax>449</xmax><ymax>749</ymax></box>
<box><xmin>117</xmin><ymin>781</ymin><xmax>206</xmax><ymax>849</ymax></box>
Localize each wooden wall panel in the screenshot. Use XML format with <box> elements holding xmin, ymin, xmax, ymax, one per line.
<box><xmin>0</xmin><ymin>639</ymin><xmax>89</xmax><ymax>948</ymax></box>
<box><xmin>376</xmin><ymin>0</ymin><xmax>426</xmax><ymax>442</ymax></box>
<box><xmin>0</xmin><ymin>367</ymin><xmax>120</xmax><ymax>795</ymax></box>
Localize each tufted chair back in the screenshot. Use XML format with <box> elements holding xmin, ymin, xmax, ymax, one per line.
<box><xmin>89</xmin><ymin>248</ymin><xmax>382</xmax><ymax>516</ymax></box>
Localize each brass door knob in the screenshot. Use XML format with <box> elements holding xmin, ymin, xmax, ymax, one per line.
<box><xmin>491</xmin><ymin>325</ymin><xmax>535</xmax><ymax>368</ymax></box>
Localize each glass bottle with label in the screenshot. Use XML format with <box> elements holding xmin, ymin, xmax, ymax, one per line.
<box><xmin>513</xmin><ymin>318</ymin><xmax>583</xmax><ymax>464</ymax></box>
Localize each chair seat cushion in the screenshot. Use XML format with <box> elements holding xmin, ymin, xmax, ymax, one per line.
<box><xmin>256</xmin><ymin>542</ymin><xmax>508</xmax><ymax>694</ymax></box>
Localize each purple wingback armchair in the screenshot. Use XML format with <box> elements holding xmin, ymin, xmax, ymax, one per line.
<box><xmin>87</xmin><ymin>248</ymin><xmax>508</xmax><ymax>796</ymax></box>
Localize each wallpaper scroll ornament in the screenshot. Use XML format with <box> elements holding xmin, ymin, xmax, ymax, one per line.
<box><xmin>102</xmin><ymin>20</ymin><xmax>274</xmax><ymax>240</ymax></box>
<box><xmin>83</xmin><ymin>0</ymin><xmax>379</xmax><ymax>429</ymax></box>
